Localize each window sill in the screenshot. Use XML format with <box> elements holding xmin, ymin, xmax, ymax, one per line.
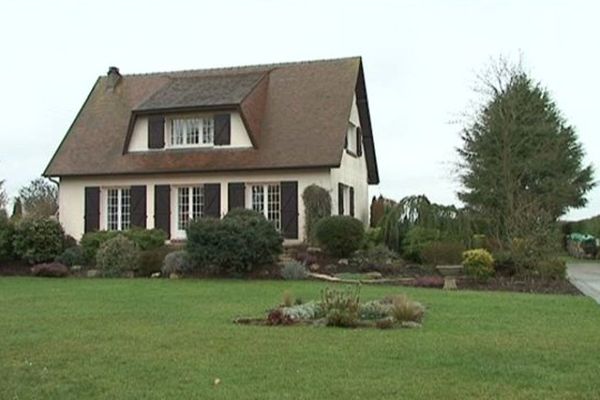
<box><xmin>345</xmin><ymin>149</ymin><xmax>359</xmax><ymax>158</ymax></box>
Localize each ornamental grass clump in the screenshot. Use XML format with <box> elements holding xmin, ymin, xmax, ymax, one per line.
<box><xmin>320</xmin><ymin>285</ymin><xmax>361</xmax><ymax>327</ymax></box>
<box><xmin>386</xmin><ymin>294</ymin><xmax>425</xmax><ymax>323</ymax></box>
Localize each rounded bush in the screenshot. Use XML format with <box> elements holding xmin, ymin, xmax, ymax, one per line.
<box><xmin>13</xmin><ymin>218</ymin><xmax>65</xmax><ymax>264</ymax></box>
<box><xmin>161</xmin><ymin>250</ymin><xmax>193</xmax><ymax>276</ymax></box>
<box><xmin>401</xmin><ymin>227</ymin><xmax>440</xmax><ymax>262</ymax></box>
<box><xmin>31</xmin><ymin>262</ymin><xmax>69</xmax><ymax>278</ymax></box>
<box><xmin>81</xmin><ymin>229</ymin><xmax>167</xmax><ymax>265</ymax></box>
<box><xmin>187</xmin><ymin>209</ymin><xmax>283</xmax><ymax>274</ymax></box>
<box><xmin>462</xmin><ymin>248</ymin><xmax>495</xmax><ymax>281</ymax></box>
<box><xmin>315</xmin><ymin>216</ymin><xmax>364</xmax><ymax>257</ymax></box>
<box><xmin>55</xmin><ymin>246</ymin><xmax>85</xmax><ymax>267</ymax></box>
<box><xmin>96</xmin><ymin>235</ymin><xmax>140</xmax><ymax>277</ymax></box>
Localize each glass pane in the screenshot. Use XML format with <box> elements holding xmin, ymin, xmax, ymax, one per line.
<box><xmin>203</xmin><ymin>117</ymin><xmax>214</xmax><ymax>144</ymax></box>
<box><xmin>121</xmin><ymin>188</ymin><xmax>131</xmax><ymax>230</ymax></box>
<box><xmin>107</xmin><ymin>189</ymin><xmax>119</xmax><ymax>231</ymax></box>
<box><xmin>267</xmin><ymin>184</ymin><xmax>281</xmax><ymax>230</ymax></box>
<box><xmin>252</xmin><ymin>185</ymin><xmax>264</xmax><ymax>214</ymax></box>
<box><xmin>187</xmin><ymin>118</ymin><xmax>200</xmax><ymax>144</ymax></box>
<box><xmin>192</xmin><ymin>186</ymin><xmax>204</xmax><ymax>220</ymax></box>
<box><xmin>178</xmin><ymin>187</ymin><xmax>189</xmax><ymax>230</ymax></box>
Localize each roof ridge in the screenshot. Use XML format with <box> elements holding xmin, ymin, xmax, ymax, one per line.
<box><xmin>118</xmin><ymin>56</ymin><xmax>361</xmax><ymax>78</ymax></box>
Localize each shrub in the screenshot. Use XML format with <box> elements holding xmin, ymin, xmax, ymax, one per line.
<box><xmin>401</xmin><ymin>227</ymin><xmax>440</xmax><ymax>262</ymax></box>
<box><xmin>386</xmin><ymin>294</ymin><xmax>425</xmax><ymax>323</ymax></box>
<box><xmin>13</xmin><ymin>218</ymin><xmax>65</xmax><ymax>264</ymax></box>
<box><xmin>96</xmin><ymin>235</ymin><xmax>140</xmax><ymax>277</ymax></box>
<box><xmin>302</xmin><ymin>185</ymin><xmax>332</xmax><ymax>244</ymax></box>
<box><xmin>31</xmin><ymin>262</ymin><xmax>69</xmax><ymax>278</ymax></box>
<box><xmin>80</xmin><ymin>228</ymin><xmax>168</xmax><ymax>265</ymax></box>
<box><xmin>409</xmin><ymin>276</ymin><xmax>444</xmax><ymax>288</ymax></box>
<box><xmin>350</xmin><ymin>244</ymin><xmax>404</xmax><ymax>275</ymax></box>
<box><xmin>315</xmin><ymin>216</ymin><xmax>365</xmax><ymax>258</ymax></box>
<box><xmin>125</xmin><ymin>228</ymin><xmax>168</xmax><ymax>251</ymax></box>
<box><xmin>161</xmin><ymin>250</ymin><xmax>192</xmax><ymax>277</ymax></box>
<box><xmin>281</xmin><ymin>260</ymin><xmax>308</xmax><ymax>280</ymax></box>
<box><xmin>282</xmin><ymin>301</ymin><xmax>323</xmax><ymax>321</ymax></box>
<box><xmin>530</xmin><ymin>258</ymin><xmax>566</xmax><ymax>280</ymax></box>
<box><xmin>187</xmin><ymin>210</ymin><xmax>283</xmax><ymax>274</ymax></box>
<box><xmin>137</xmin><ymin>246</ymin><xmax>173</xmax><ymax>277</ymax></box>
<box><xmin>320</xmin><ymin>286</ymin><xmax>361</xmax><ymax>327</ymax></box>
<box><xmin>0</xmin><ymin>214</ymin><xmax>15</xmax><ymax>261</ymax></box>
<box><xmin>462</xmin><ymin>249</ymin><xmax>495</xmax><ymax>281</ymax></box>
<box><xmin>55</xmin><ymin>246</ymin><xmax>85</xmax><ymax>267</ymax></box>
<box><xmin>359</xmin><ymin>300</ymin><xmax>392</xmax><ymax>320</ymax></box>
<box><xmin>80</xmin><ymin>230</ymin><xmax>118</xmax><ymax>264</ymax></box>
<box><xmin>363</xmin><ymin>227</ymin><xmax>384</xmax><ymax>249</ymax></box>
<box><xmin>420</xmin><ymin>241</ymin><xmax>465</xmax><ymax>266</ymax></box>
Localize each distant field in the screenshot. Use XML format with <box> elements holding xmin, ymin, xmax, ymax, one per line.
<box><xmin>1</xmin><ymin>278</ymin><xmax>599</xmax><ymax>399</ymax></box>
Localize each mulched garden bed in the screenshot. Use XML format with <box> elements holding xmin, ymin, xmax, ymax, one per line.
<box><xmin>456</xmin><ymin>277</ymin><xmax>582</xmax><ymax>295</ymax></box>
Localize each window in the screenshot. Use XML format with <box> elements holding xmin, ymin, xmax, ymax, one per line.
<box><xmin>177</xmin><ymin>186</ymin><xmax>204</xmax><ymax>231</ymax></box>
<box><xmin>250</xmin><ymin>183</ymin><xmax>281</xmax><ymax>230</ymax></box>
<box><xmin>170</xmin><ymin>117</ymin><xmax>214</xmax><ymax>147</ymax></box>
<box><xmin>345</xmin><ymin>123</ymin><xmax>357</xmax><ymax>154</ymax></box>
<box><xmin>106</xmin><ymin>188</ymin><xmax>130</xmax><ymax>231</ymax></box>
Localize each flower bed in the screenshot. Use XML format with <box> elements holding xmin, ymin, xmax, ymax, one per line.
<box><xmin>234</xmin><ymin>285</ymin><xmax>426</xmax><ymax>329</ymax></box>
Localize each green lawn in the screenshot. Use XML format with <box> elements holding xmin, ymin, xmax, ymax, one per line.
<box><xmin>1</xmin><ymin>278</ymin><xmax>600</xmax><ymax>399</ymax></box>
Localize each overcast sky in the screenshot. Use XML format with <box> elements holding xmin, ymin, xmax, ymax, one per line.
<box><xmin>0</xmin><ymin>0</ymin><xmax>598</xmax><ymax>220</ymax></box>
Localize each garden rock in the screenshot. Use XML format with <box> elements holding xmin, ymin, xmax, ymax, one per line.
<box><xmin>401</xmin><ymin>321</ymin><xmax>422</xmax><ymax>329</ymax></box>
<box><xmin>308</xmin><ymin>263</ymin><xmax>320</xmax><ymax>272</ymax></box>
<box><xmin>86</xmin><ymin>269</ymin><xmax>102</xmax><ymax>278</ymax></box>
<box><xmin>364</xmin><ymin>272</ymin><xmax>383</xmax><ymax>280</ymax></box>
<box><xmin>150</xmin><ymin>272</ymin><xmax>161</xmax><ymax>278</ymax></box>
<box><xmin>169</xmin><ymin>273</ymin><xmax>181</xmax><ymax>279</ymax></box>
<box><xmin>338</xmin><ymin>258</ymin><xmax>349</xmax><ymax>266</ymax></box>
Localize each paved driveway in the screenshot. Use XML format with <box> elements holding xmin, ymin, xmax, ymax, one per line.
<box><xmin>567</xmin><ymin>263</ymin><xmax>600</xmax><ymax>304</ymax></box>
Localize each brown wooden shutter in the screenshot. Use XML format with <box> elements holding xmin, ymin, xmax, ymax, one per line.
<box><xmin>130</xmin><ymin>185</ymin><xmax>147</xmax><ymax>228</ymax></box>
<box><xmin>214</xmin><ymin>114</ymin><xmax>231</xmax><ymax>145</ymax></box>
<box><xmin>356</xmin><ymin>127</ymin><xmax>363</xmax><ymax>157</ymax></box>
<box><xmin>84</xmin><ymin>187</ymin><xmax>100</xmax><ymax>233</ymax></box>
<box><xmin>338</xmin><ymin>183</ymin><xmax>344</xmax><ymax>215</ymax></box>
<box><xmin>280</xmin><ymin>181</ymin><xmax>298</xmax><ymax>239</ymax></box>
<box><xmin>204</xmin><ymin>184</ymin><xmax>221</xmax><ymax>218</ymax></box>
<box><xmin>154</xmin><ymin>185</ymin><xmax>170</xmax><ymax>237</ymax></box>
<box><xmin>349</xmin><ymin>186</ymin><xmax>355</xmax><ymax>217</ymax></box>
<box><xmin>228</xmin><ymin>182</ymin><xmax>245</xmax><ymax>211</ymax></box>
<box><xmin>148</xmin><ymin>116</ymin><xmax>165</xmax><ymax>149</ymax></box>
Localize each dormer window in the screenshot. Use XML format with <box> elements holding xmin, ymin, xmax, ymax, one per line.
<box><xmin>170</xmin><ymin>117</ymin><xmax>214</xmax><ymax>147</ymax></box>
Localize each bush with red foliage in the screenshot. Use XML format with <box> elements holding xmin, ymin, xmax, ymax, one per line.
<box><xmin>31</xmin><ymin>262</ymin><xmax>69</xmax><ymax>278</ymax></box>
<box><xmin>408</xmin><ymin>276</ymin><xmax>444</xmax><ymax>288</ymax></box>
<box><xmin>267</xmin><ymin>308</ymin><xmax>294</xmax><ymax>325</ymax></box>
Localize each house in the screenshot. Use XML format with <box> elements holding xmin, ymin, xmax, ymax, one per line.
<box><xmin>43</xmin><ymin>57</ymin><xmax>380</xmax><ymax>243</ymax></box>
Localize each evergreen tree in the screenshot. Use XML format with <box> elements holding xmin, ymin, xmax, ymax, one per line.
<box><xmin>458</xmin><ymin>59</ymin><xmax>594</xmax><ymax>246</ymax></box>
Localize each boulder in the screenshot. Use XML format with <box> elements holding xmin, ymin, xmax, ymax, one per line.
<box><xmin>86</xmin><ymin>269</ymin><xmax>102</xmax><ymax>278</ymax></box>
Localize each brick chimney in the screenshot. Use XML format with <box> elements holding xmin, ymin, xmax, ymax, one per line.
<box><xmin>106</xmin><ymin>66</ymin><xmax>121</xmax><ymax>90</ymax></box>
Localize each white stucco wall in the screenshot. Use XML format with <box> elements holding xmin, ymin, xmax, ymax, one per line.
<box><xmin>58</xmin><ymin>169</ymin><xmax>332</xmax><ymax>243</ymax></box>
<box><xmin>128</xmin><ymin>111</ymin><xmax>252</xmax><ymax>152</ymax></box>
<box><xmin>330</xmin><ymin>94</ymin><xmax>370</xmax><ymax>225</ymax></box>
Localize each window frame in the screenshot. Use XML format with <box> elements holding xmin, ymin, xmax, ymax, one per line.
<box><xmin>167</xmin><ymin>115</ymin><xmax>215</xmax><ymax>148</ymax></box>
<box><xmin>248</xmin><ymin>183</ymin><xmax>281</xmax><ymax>231</ymax></box>
<box><xmin>176</xmin><ymin>185</ymin><xmax>205</xmax><ymax>233</ymax></box>
<box><xmin>345</xmin><ymin>122</ymin><xmax>358</xmax><ymax>156</ymax></box>
<box><xmin>105</xmin><ymin>187</ymin><xmax>131</xmax><ymax>231</ymax></box>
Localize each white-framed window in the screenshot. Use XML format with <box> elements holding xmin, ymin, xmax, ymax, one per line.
<box><xmin>250</xmin><ymin>183</ymin><xmax>281</xmax><ymax>230</ymax></box>
<box><xmin>177</xmin><ymin>186</ymin><xmax>204</xmax><ymax>231</ymax></box>
<box><xmin>170</xmin><ymin>117</ymin><xmax>214</xmax><ymax>147</ymax></box>
<box><xmin>345</xmin><ymin>123</ymin><xmax>357</xmax><ymax>154</ymax></box>
<box><xmin>106</xmin><ymin>188</ymin><xmax>131</xmax><ymax>231</ymax></box>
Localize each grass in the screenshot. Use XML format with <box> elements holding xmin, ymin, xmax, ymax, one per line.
<box><xmin>1</xmin><ymin>278</ymin><xmax>600</xmax><ymax>399</ymax></box>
